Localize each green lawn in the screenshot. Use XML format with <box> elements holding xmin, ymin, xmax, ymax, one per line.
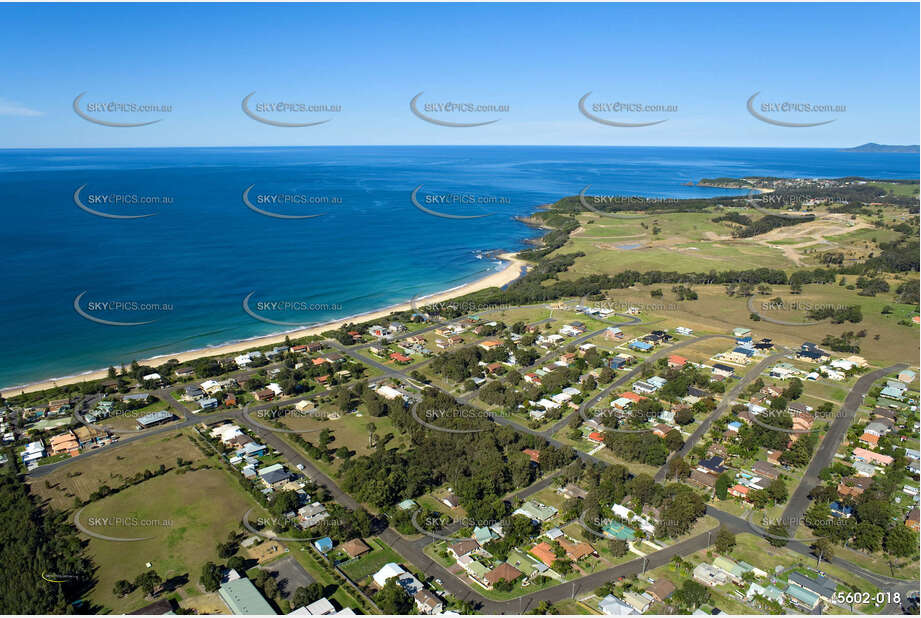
<box><xmin>80</xmin><ymin>466</ymin><xmax>260</xmax><ymax>613</ymax></box>
<box><xmin>339</xmin><ymin>537</ymin><xmax>405</xmax><ymax>583</ymax></box>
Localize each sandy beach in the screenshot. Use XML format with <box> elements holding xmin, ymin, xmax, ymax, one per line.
<box><xmin>2</xmin><ymin>253</ymin><xmax>529</xmax><ymax>398</ymax></box>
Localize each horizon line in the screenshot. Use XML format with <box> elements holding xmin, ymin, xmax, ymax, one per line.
<box><xmin>1</xmin><ymin>144</ymin><xmax>919</xmax><ymax>151</ymax></box>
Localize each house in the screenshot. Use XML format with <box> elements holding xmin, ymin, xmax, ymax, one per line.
<box><xmin>529</xmin><ymin>542</ymin><xmax>558</xmax><ymax>567</ymax></box>
<box><xmin>484</xmin><ymin>563</ymin><xmax>523</xmax><ymax>588</ymax></box>
<box><xmin>604</xmin><ymin>327</ymin><xmax>624</xmax><ymax>340</ymax></box>
<box><xmin>219</xmin><ymin>577</ymin><xmax>276</xmax><ymax>615</ymax></box>
<box><xmin>49</xmin><ymin>431</ymin><xmax>80</xmax><ymax>457</ymax></box>
<box><xmin>837</xmin><ymin>476</ymin><xmax>872</xmax><ymax>497</ymax></box>
<box><xmin>258</xmin><ymin>463</ymin><xmax>290</xmax><ymax>488</ymax></box>
<box><xmin>676</xmin><ymin>326</ymin><xmax>693</xmax><ymax>336</ymax></box>
<box><xmin>558</xmin><ymin>538</ymin><xmax>596</xmax><ymax>561</ymax></box>
<box><xmin>388</xmin><ymin>352</ymin><xmax>412</xmax><ymax>364</ymax></box>
<box><xmin>598</xmin><ymin>594</ymin><xmax>637</xmax><ymax>616</ymax></box>
<box><xmin>688</xmin><ymin>469</ymin><xmax>718</xmax><ymax>491</ymax></box>
<box><xmin>724</xmin><ymin>348</ymin><xmax>754</xmax><ymax>364</ymax></box>
<box><xmin>797</xmin><ymin>342</ymin><xmax>829</xmax><ymax>363</ymax></box>
<box><xmin>522</xmin><ymin>448</ymin><xmax>540</xmax><ymax>464</ymax></box>
<box><xmin>647</xmin><ymin>578</ymin><xmax>676</xmax><ymax>602</ymax></box>
<box><xmin>765</xmin><ymin>449</ymin><xmax>782</xmax><ymax>465</ymax></box>
<box><xmin>513</xmin><ymin>500</ymin><xmax>557</xmax><ymax>523</ymax></box>
<box><xmin>339</xmin><ymin>538</ymin><xmax>370</xmax><ymax>559</ymax></box>
<box><xmin>880</xmin><ymin>386</ymin><xmax>906</xmax><ymax>400</ymax></box>
<box><xmin>414</xmin><ymin>589</ymin><xmax>443</xmax><ymax>615</ymax></box>
<box><xmin>478</xmin><ymin>340</ymin><xmax>501</xmax><ymax>351</ymax></box>
<box><xmin>587</xmin><ymin>431</ymin><xmax>606</xmax><ymax>444</ymax></box>
<box><xmin>751</xmin><ymin>461</ymin><xmax>780</xmax><ymax>480</ymax></box>
<box><xmin>372</xmin><ymin>563</ymin><xmax>406</xmax><ymax>588</ymax></box>
<box><xmin>652</xmin><ymin>424</ymin><xmax>673</xmax><ymax>439</ymax></box>
<box><xmin>74</xmin><ymin>425</ymin><xmax>108</xmax><ymax>449</ymax></box>
<box><xmin>441</xmin><ymin>493</ymin><xmax>460</xmax><ymax>509</ymax></box>
<box><xmin>629</xmin><ymin>340</ymin><xmax>653</xmax><ymax>352</ymax></box>
<box><xmin>448</xmin><ymin>539</ymin><xmax>480</xmax><ymax>560</ymax></box>
<box><xmin>732</xmin><ymin>327</ymin><xmax>751</xmax><ymax>337</ymax></box>
<box><xmin>853</xmin><ymin>461</ymin><xmax>877</xmax><ymax>477</ymax></box>
<box><xmin>711</xmin><ymin>363</ymin><xmax>734</xmax><ymax>378</ymax></box>
<box><xmin>313</xmin><ymin>537</ymin><xmax>334</xmax><ymax>553</ymax></box>
<box><xmin>788</xmin><ymin>572</ymin><xmax>836</xmax><ymax>601</ymax></box>
<box><xmin>136</xmin><ymin>410</ymin><xmax>175</xmax><ymax>430</ymax></box>
<box><xmin>906</xmin><ymin>507</ymin><xmax>920</xmax><ymax>532</ymax></box>
<box><xmin>560</xmin><ymin>483</ymin><xmax>588</xmax><ymax>500</ymax></box>
<box><xmin>687</xmin><ymin>386</ymin><xmax>709</xmax><ymax>398</ymax></box>
<box><xmin>785</xmin><ymin>584</ymin><xmax>821</xmax><ymax>610</ymax></box>
<box><xmin>898</xmin><ymin>369</ymin><xmax>916</xmax><ymax>384</ymax></box>
<box><xmin>829</xmin><ymin>502</ymin><xmax>854</xmax><ymax>518</ymax></box>
<box><xmin>852</xmin><ymin>447</ymin><xmax>893</xmax><ymax>466</ymax></box>
<box><xmin>668</xmin><ymin>355</ymin><xmax>688</xmax><ymax>368</ymax></box>
<box><xmin>697</xmin><ymin>456</ymin><xmax>727</xmax><ymax>475</ymax></box>
<box><xmin>632</xmin><ymin>380</ymin><xmax>657</xmax><ymax>395</ymax></box>
<box><xmin>298</xmin><ymin>502</ymin><xmax>330</xmax><ymax>528</ymax></box>
<box><xmin>693</xmin><ymin>563</ymin><xmax>728</xmax><ymax>587</ymax></box>
<box><xmin>20</xmin><ymin>440</ymin><xmax>45</xmax><ymax>465</ymax></box>
<box><xmin>729</xmin><ymin>485</ymin><xmax>750</xmax><ymax>500</ymax></box>
<box><xmin>622</xmin><ymin>591</ymin><xmax>653</xmax><ymax>613</ymax></box>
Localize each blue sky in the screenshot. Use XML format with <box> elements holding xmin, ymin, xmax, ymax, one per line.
<box><xmin>1</xmin><ymin>2</ymin><xmax>918</xmax><ymax>148</ymax></box>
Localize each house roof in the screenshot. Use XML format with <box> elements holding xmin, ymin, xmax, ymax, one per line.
<box><xmin>219</xmin><ymin>577</ymin><xmax>276</xmax><ymax>615</ymax></box>
<box><xmin>340</xmin><ymin>538</ymin><xmax>371</xmax><ymax>558</ymax></box>
<box><xmin>484</xmin><ymin>562</ymin><xmax>523</xmax><ymax>585</ymax></box>
<box><xmin>647</xmin><ymin>578</ymin><xmax>676</xmax><ymax>601</ymax></box>
<box><xmin>529</xmin><ymin>542</ymin><xmax>557</xmax><ymax>567</ymax></box>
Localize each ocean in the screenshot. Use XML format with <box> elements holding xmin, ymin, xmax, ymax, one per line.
<box><xmin>1</xmin><ymin>146</ymin><xmax>917</xmax><ymax>389</ymax></box>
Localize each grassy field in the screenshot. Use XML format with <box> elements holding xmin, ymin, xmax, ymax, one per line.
<box><xmin>79</xmin><ymin>466</ymin><xmax>259</xmax><ymax>613</ymax></box>
<box><xmin>29</xmin><ymin>431</ymin><xmax>206</xmax><ymax>510</ymax></box>
<box><xmin>584</xmin><ymin>281</ymin><xmax>919</xmax><ymax>364</ymax></box>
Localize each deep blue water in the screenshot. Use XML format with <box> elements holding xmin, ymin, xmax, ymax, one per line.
<box><xmin>1</xmin><ymin>146</ymin><xmax>917</xmax><ymax>389</ymax></box>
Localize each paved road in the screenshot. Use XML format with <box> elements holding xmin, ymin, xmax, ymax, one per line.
<box><xmin>655</xmin><ymin>350</ymin><xmax>789</xmax><ymax>482</ymax></box>
<box><xmin>780</xmin><ymin>363</ymin><xmax>908</xmax><ymax>534</ymax></box>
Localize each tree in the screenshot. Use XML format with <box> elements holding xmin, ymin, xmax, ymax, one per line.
<box><xmin>884</xmin><ymin>525</ymin><xmax>919</xmax><ymax>558</ymax></box>
<box><xmin>675</xmin><ymin>580</ymin><xmax>710</xmax><ymax>609</ymax></box>
<box><xmin>134</xmin><ymin>570</ymin><xmax>163</xmax><ymax>596</ymax></box>
<box><xmin>715</xmin><ymin>473</ymin><xmax>732</xmax><ymax>500</ymax></box>
<box><xmin>608</xmin><ymin>538</ymin><xmax>628</xmax><ymax>557</ymax></box>
<box><xmin>376</xmin><ymin>578</ymin><xmax>413</xmax><ymax>614</ymax></box>
<box><xmin>813</xmin><ymin>538</ymin><xmax>835</xmax><ymax>565</ymax></box>
<box><xmin>715</xmin><ymin>526</ymin><xmax>736</xmax><ymax>554</ymax></box>
<box><xmin>853</xmin><ymin>522</ymin><xmax>884</xmax><ymax>553</ymax></box>
<box><xmin>113</xmin><ymin>579</ymin><xmax>135</xmax><ymax>597</ymax></box>
<box><xmin>293</xmin><ymin>583</ymin><xmax>326</xmax><ymax>608</ymax></box>
<box><xmin>766</xmin><ymin>522</ymin><xmax>789</xmax><ymax>547</ymax></box>
<box><xmin>200</xmin><ymin>562</ymin><xmax>221</xmax><ymax>592</ymax></box>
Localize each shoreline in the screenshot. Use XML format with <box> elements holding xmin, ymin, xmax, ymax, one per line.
<box><xmin>2</xmin><ymin>252</ymin><xmax>528</xmax><ymax>398</ymax></box>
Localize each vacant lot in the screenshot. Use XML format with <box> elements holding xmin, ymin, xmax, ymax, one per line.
<box><xmin>79</xmin><ymin>467</ymin><xmax>260</xmax><ymax>613</ymax></box>
<box><xmin>29</xmin><ymin>431</ymin><xmax>206</xmax><ymax>510</ymax></box>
